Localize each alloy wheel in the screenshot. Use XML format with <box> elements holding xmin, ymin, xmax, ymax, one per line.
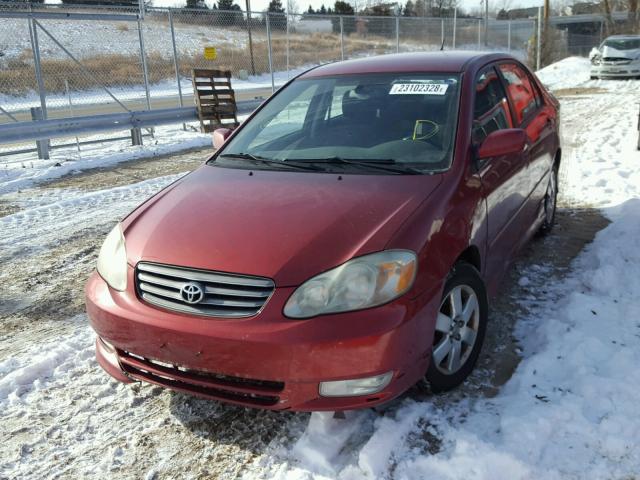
<box><xmin>432</xmin><ymin>285</ymin><xmax>480</xmax><ymax>375</ymax></box>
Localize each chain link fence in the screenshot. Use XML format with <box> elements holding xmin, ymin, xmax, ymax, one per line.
<box><xmin>0</xmin><ymin>1</ymin><xmax>636</xmax><ymax>161</ymax></box>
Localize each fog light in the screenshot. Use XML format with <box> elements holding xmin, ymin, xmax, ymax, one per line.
<box><xmin>319</xmin><ymin>372</ymin><xmax>393</xmax><ymax>397</ymax></box>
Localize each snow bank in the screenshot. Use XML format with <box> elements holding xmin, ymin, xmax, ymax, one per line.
<box><xmin>536</xmin><ymin>56</ymin><xmax>593</xmax><ymax>89</ymax></box>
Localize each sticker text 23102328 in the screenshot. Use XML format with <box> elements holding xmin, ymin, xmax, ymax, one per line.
<box><xmin>389</xmin><ymin>83</ymin><xmax>449</xmax><ymax>95</ymax></box>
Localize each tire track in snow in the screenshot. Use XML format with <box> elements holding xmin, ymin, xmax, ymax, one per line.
<box><xmin>0</xmin><ymin>172</ymin><xmax>184</xmax><ymax>261</ymax></box>
<box><xmin>557</xmin><ymin>79</ymin><xmax>638</xmax><ymax>207</ymax></box>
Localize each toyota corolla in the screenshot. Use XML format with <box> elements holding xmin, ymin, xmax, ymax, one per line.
<box><xmin>86</xmin><ymin>52</ymin><xmax>560</xmax><ymax>411</ymax></box>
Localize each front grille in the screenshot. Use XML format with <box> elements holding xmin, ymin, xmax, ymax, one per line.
<box><xmin>118</xmin><ymin>350</ymin><xmax>283</xmax><ymax>407</ymax></box>
<box><xmin>135</xmin><ymin>262</ymin><xmax>275</xmax><ymax>318</ymax></box>
<box><xmin>602</xmin><ymin>57</ymin><xmax>631</xmax><ymax>65</ymax></box>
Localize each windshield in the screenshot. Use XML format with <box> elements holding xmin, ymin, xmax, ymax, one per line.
<box><xmin>602</xmin><ymin>38</ymin><xmax>640</xmax><ymax>50</ymax></box>
<box><xmin>215</xmin><ymin>72</ymin><xmax>461</xmax><ymax>174</ymax></box>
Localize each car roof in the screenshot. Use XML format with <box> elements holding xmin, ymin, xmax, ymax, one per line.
<box><xmin>604</xmin><ymin>34</ymin><xmax>640</xmax><ymax>39</ymax></box>
<box><xmin>300</xmin><ymin>51</ymin><xmax>515</xmax><ymax>78</ymax></box>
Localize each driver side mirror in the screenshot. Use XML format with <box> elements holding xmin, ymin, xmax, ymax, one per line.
<box><xmin>477</xmin><ymin>129</ymin><xmax>527</xmax><ymax>159</ymax></box>
<box><xmin>213</xmin><ymin>128</ymin><xmax>233</xmax><ymax>150</ymax></box>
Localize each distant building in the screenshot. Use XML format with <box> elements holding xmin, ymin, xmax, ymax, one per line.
<box><xmin>503</xmin><ymin>7</ymin><xmax>540</xmax><ymax>19</ymax></box>
<box><xmin>566</xmin><ymin>2</ymin><xmax>602</xmax><ymax>15</ymax></box>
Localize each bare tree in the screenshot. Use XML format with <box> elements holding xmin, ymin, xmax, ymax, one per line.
<box><xmin>488</xmin><ymin>0</ymin><xmax>512</xmax><ymax>16</ymax></box>
<box><xmin>628</xmin><ymin>0</ymin><xmax>639</xmax><ymax>31</ymax></box>
<box><xmin>602</xmin><ymin>0</ymin><xmax>616</xmax><ymax>34</ymax></box>
<box><xmin>286</xmin><ymin>0</ymin><xmax>299</xmax><ymax>13</ymax></box>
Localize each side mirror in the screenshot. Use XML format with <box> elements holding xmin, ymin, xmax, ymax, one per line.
<box><xmin>213</xmin><ymin>128</ymin><xmax>233</xmax><ymax>150</ymax></box>
<box><xmin>477</xmin><ymin>129</ymin><xmax>527</xmax><ymax>159</ymax></box>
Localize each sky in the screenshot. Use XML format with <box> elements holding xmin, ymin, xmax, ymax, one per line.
<box><xmin>151</xmin><ymin>0</ymin><xmax>545</xmax><ymax>15</ymax></box>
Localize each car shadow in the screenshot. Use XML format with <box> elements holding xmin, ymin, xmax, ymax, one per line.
<box><xmin>167</xmin><ymin>389</ymin><xmax>308</xmax><ymax>454</ymax></box>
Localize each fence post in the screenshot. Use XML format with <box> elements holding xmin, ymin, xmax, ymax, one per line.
<box><xmin>477</xmin><ymin>18</ymin><xmax>482</xmax><ymax>48</ymax></box>
<box><xmin>131</xmin><ymin>127</ymin><xmax>143</xmax><ymax>146</ymax></box>
<box><xmin>286</xmin><ymin>13</ymin><xmax>290</xmax><ymax>78</ymax></box>
<box><xmin>340</xmin><ymin>16</ymin><xmax>344</xmax><ymax>60</ymax></box>
<box><xmin>396</xmin><ymin>15</ymin><xmax>400</xmax><ymax>53</ymax></box>
<box><xmin>536</xmin><ymin>7</ymin><xmax>542</xmax><ymax>70</ymax></box>
<box><xmin>246</xmin><ymin>6</ymin><xmax>256</xmax><ymax>76</ymax></box>
<box><xmin>28</xmin><ymin>18</ymin><xmax>47</xmax><ymax>121</ymax></box>
<box><xmin>266</xmin><ymin>13</ymin><xmax>275</xmax><ymax>93</ymax></box>
<box><xmin>168</xmin><ymin>9</ymin><xmax>185</xmax><ymax>131</ymax></box>
<box><xmin>30</xmin><ymin>107</ymin><xmax>50</xmax><ymax>160</ymax></box>
<box><xmin>453</xmin><ymin>7</ymin><xmax>457</xmax><ymax>48</ymax></box>
<box><xmin>507</xmin><ymin>20</ymin><xmax>511</xmax><ymax>51</ymax></box>
<box><xmin>441</xmin><ymin>18</ymin><xmax>444</xmax><ymax>46</ymax></box>
<box><xmin>169</xmin><ymin>10</ymin><xmax>183</xmax><ymax>110</ymax></box>
<box><xmin>137</xmin><ymin>17</ymin><xmax>152</xmax><ymax>111</ymax></box>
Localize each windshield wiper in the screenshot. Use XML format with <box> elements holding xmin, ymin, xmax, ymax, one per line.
<box><xmin>287</xmin><ymin>157</ymin><xmax>424</xmax><ymax>175</ymax></box>
<box><xmin>216</xmin><ymin>153</ymin><xmax>323</xmax><ymax>172</ymax></box>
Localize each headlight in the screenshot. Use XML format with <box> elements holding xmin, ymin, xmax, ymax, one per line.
<box><xmin>591</xmin><ymin>55</ymin><xmax>601</xmax><ymax>65</ymax></box>
<box><xmin>284</xmin><ymin>250</ymin><xmax>417</xmax><ymax>319</ymax></box>
<box><xmin>96</xmin><ymin>224</ymin><xmax>128</xmax><ymax>291</ymax></box>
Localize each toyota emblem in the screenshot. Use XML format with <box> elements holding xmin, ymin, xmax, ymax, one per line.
<box><xmin>180</xmin><ymin>282</ymin><xmax>204</xmax><ymax>304</ymax></box>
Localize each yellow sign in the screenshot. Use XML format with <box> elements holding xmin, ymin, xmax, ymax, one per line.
<box><xmin>204</xmin><ymin>46</ymin><xmax>217</xmax><ymax>60</ymax></box>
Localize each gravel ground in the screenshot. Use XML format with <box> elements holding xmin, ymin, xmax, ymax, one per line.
<box><xmin>0</xmin><ymin>95</ymin><xmax>611</xmax><ymax>478</ymax></box>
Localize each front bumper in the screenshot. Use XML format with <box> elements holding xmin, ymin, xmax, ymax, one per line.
<box><xmin>86</xmin><ymin>268</ymin><xmax>439</xmax><ymax>411</ymax></box>
<box><xmin>591</xmin><ymin>61</ymin><xmax>640</xmax><ymax>78</ymax></box>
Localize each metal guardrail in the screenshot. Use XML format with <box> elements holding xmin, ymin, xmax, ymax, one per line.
<box><xmin>0</xmin><ymin>107</ymin><xmax>197</xmax><ymax>144</ymax></box>
<box><xmin>0</xmin><ymin>98</ymin><xmax>263</xmax><ymax>145</ymax></box>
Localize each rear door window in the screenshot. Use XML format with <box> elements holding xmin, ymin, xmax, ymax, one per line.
<box><xmin>473</xmin><ymin>67</ymin><xmax>511</xmax><ymax>144</ymax></box>
<box><xmin>498</xmin><ymin>63</ymin><xmax>541</xmax><ymax>125</ymax></box>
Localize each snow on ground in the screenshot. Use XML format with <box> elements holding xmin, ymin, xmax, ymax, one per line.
<box><xmin>0</xmin><ymin>123</ymin><xmax>212</xmax><ymax>195</ymax></box>
<box><xmin>1</xmin><ymin>57</ymin><xmax>640</xmax><ymax>479</ymax></box>
<box><xmin>0</xmin><ymin>17</ymin><xmax>248</xmax><ymax>62</ymax></box>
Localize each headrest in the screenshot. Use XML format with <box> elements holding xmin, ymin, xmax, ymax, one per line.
<box><xmin>342</xmin><ymin>85</ymin><xmax>385</xmax><ymax>120</ymax></box>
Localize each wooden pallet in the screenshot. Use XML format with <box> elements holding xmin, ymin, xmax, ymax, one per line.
<box><xmin>192</xmin><ymin>69</ymin><xmax>239</xmax><ymax>133</ymax></box>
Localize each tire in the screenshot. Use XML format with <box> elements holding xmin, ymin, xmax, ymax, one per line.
<box><xmin>590</xmin><ymin>75</ymin><xmax>598</xmax><ymax>80</ymax></box>
<box><xmin>425</xmin><ymin>262</ymin><xmax>488</xmax><ymax>393</ymax></box>
<box><xmin>538</xmin><ymin>165</ymin><xmax>558</xmax><ymax>236</ymax></box>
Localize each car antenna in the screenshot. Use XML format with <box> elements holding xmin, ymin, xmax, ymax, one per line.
<box><xmin>440</xmin><ymin>39</ymin><xmax>445</xmax><ymax>51</ymax></box>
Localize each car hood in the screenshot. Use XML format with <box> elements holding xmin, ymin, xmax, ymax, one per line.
<box><xmin>123</xmin><ymin>164</ymin><xmax>442</xmax><ymax>286</ymax></box>
<box><xmin>600</xmin><ymin>45</ymin><xmax>640</xmax><ymax>59</ymax></box>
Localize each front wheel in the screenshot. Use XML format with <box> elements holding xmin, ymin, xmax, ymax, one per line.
<box><xmin>425</xmin><ymin>262</ymin><xmax>488</xmax><ymax>393</ymax></box>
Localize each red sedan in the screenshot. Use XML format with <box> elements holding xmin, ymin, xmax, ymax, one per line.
<box><xmin>86</xmin><ymin>52</ymin><xmax>560</xmax><ymax>411</ymax></box>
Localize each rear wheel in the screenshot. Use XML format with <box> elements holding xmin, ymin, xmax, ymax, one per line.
<box><xmin>425</xmin><ymin>262</ymin><xmax>488</xmax><ymax>393</ymax></box>
<box><xmin>539</xmin><ymin>165</ymin><xmax>558</xmax><ymax>235</ymax></box>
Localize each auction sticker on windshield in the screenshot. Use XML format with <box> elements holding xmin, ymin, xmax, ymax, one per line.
<box><xmin>389</xmin><ymin>83</ymin><xmax>449</xmax><ymax>95</ymax></box>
